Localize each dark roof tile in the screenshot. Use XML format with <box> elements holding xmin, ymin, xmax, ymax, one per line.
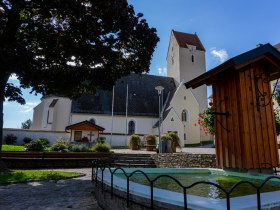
<box><xmin>173</xmin><ymin>30</ymin><xmax>205</xmax><ymax>51</ymax></box>
<box><xmin>71</xmin><ymin>74</ymin><xmax>177</xmax><ymax>117</ymax></box>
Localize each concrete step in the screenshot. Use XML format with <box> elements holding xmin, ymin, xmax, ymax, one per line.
<box><xmin>111</xmin><ymin>154</ymin><xmax>156</xmax><ymax>168</ymax></box>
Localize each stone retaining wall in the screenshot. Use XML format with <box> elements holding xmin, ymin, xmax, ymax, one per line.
<box><xmin>151</xmin><ymin>153</ymin><xmax>217</xmax><ymax>168</ymax></box>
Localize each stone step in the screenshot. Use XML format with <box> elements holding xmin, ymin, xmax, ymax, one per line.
<box><xmin>111</xmin><ymin>154</ymin><xmax>156</xmax><ymax>168</ymax></box>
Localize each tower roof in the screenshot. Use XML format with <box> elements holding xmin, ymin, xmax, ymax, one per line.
<box><xmin>172</xmin><ymin>30</ymin><xmax>205</xmax><ymax>51</ymax></box>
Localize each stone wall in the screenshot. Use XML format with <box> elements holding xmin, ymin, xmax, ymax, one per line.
<box><xmin>151</xmin><ymin>153</ymin><xmax>217</xmax><ymax>168</ymax></box>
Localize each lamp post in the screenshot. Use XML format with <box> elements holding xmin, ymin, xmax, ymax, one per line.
<box><xmin>155</xmin><ymin>86</ymin><xmax>164</xmax><ymax>153</ymax></box>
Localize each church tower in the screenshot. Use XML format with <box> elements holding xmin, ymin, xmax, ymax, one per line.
<box><xmin>167</xmin><ymin>30</ymin><xmax>207</xmax><ymax>113</ymax></box>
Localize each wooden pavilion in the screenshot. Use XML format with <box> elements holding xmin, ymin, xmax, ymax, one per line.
<box><xmin>65</xmin><ymin>120</ymin><xmax>105</xmax><ymax>143</ymax></box>
<box><xmin>185</xmin><ymin>43</ymin><xmax>280</xmax><ymax>170</ymax></box>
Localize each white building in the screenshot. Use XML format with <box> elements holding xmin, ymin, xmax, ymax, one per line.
<box><xmin>31</xmin><ymin>30</ymin><xmax>209</xmax><ymax>146</ymax></box>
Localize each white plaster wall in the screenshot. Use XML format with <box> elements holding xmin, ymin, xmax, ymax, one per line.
<box><xmin>52</xmin><ymin>98</ymin><xmax>71</xmax><ymax>131</ymax></box>
<box><xmin>165</xmin><ymin>83</ymin><xmax>201</xmax><ymax>145</ymax></box>
<box><xmin>31</xmin><ymin>97</ymin><xmax>71</xmax><ymax>131</ymax></box>
<box><xmin>167</xmin><ymin>32</ymin><xmax>180</xmax><ymax>84</ymax></box>
<box><xmin>31</xmin><ymin>102</ymin><xmax>44</xmax><ymax>130</ymax></box>
<box><xmin>70</xmin><ymin>114</ymin><xmax>158</xmax><ymax>135</ymax></box>
<box><xmin>3</xmin><ymin>128</ymin><xmax>69</xmax><ymax>145</ymax></box>
<box><xmin>179</xmin><ymin>47</ymin><xmax>207</xmax><ymax>113</ymax></box>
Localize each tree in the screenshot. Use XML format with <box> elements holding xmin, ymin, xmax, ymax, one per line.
<box><xmin>21</xmin><ymin>119</ymin><xmax>32</xmax><ymax>129</ymax></box>
<box><xmin>0</xmin><ymin>1</ymin><xmax>159</xmax><ymax>154</ymax></box>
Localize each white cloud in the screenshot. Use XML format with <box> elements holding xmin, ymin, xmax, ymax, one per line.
<box><xmin>20</xmin><ymin>101</ymin><xmax>40</xmax><ymax>113</ymax></box>
<box><xmin>8</xmin><ymin>74</ymin><xmax>19</xmax><ymax>82</ymax></box>
<box><xmin>210</xmin><ymin>48</ymin><xmax>229</xmax><ymax>63</ymax></box>
<box><xmin>157</xmin><ymin>67</ymin><xmax>167</xmax><ymax>76</ymax></box>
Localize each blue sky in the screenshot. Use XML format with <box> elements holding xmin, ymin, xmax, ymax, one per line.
<box><xmin>4</xmin><ymin>0</ymin><xmax>280</xmax><ymax>128</ymax></box>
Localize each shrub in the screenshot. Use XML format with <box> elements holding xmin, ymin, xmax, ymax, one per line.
<box><xmin>92</xmin><ymin>143</ymin><xmax>111</xmax><ymax>153</ymax></box>
<box><xmin>128</xmin><ymin>134</ymin><xmax>141</xmax><ymax>150</ymax></box>
<box><xmin>168</xmin><ymin>132</ymin><xmax>180</xmax><ymax>147</ymax></box>
<box><xmin>69</xmin><ymin>144</ymin><xmax>89</xmax><ymax>152</ymax></box>
<box><xmin>25</xmin><ymin>140</ymin><xmax>45</xmax><ymax>151</ymax></box>
<box><xmin>23</xmin><ymin>137</ymin><xmax>33</xmax><ymax>144</ymax></box>
<box><xmin>97</xmin><ymin>136</ymin><xmax>106</xmax><ymax>144</ymax></box>
<box><xmin>51</xmin><ymin>139</ymin><xmax>68</xmax><ymax>152</ymax></box>
<box><xmin>36</xmin><ymin>138</ymin><xmax>50</xmax><ymax>147</ymax></box>
<box><xmin>4</xmin><ymin>134</ymin><xmax>17</xmax><ymax>145</ymax></box>
<box><xmin>161</xmin><ymin>135</ymin><xmax>172</xmax><ymax>141</ymax></box>
<box><xmin>145</xmin><ymin>134</ymin><xmax>156</xmax><ymax>145</ymax></box>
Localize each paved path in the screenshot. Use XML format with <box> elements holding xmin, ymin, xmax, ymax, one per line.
<box><xmin>1</xmin><ymin>148</ymin><xmax>279</xmax><ymax>210</ymax></box>
<box><xmin>0</xmin><ymin>168</ymin><xmax>100</xmax><ymax>210</ymax></box>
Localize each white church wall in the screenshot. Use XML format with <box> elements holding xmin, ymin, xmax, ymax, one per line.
<box><xmin>167</xmin><ymin>83</ymin><xmax>201</xmax><ymax>145</ymax></box>
<box><xmin>70</xmin><ymin>114</ymin><xmax>158</xmax><ymax>135</ymax></box>
<box><xmin>3</xmin><ymin>128</ymin><xmax>70</xmax><ymax>145</ymax></box>
<box><xmin>31</xmin><ymin>97</ymin><xmax>72</xmax><ymax>131</ymax></box>
<box><xmin>179</xmin><ymin>46</ymin><xmax>207</xmax><ymax>113</ymax></box>
<box><xmin>167</xmin><ymin>32</ymin><xmax>180</xmax><ymax>83</ymax></box>
<box><xmin>52</xmin><ymin>97</ymin><xmax>71</xmax><ymax>131</ymax></box>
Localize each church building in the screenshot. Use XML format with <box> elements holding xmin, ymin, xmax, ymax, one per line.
<box><xmin>31</xmin><ymin>30</ymin><xmax>208</xmax><ymax>147</ymax></box>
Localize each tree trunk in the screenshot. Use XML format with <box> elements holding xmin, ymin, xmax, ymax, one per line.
<box><xmin>0</xmin><ymin>75</ymin><xmax>9</xmax><ymax>171</ymax></box>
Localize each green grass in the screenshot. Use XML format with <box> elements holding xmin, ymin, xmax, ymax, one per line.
<box><xmin>2</xmin><ymin>144</ymin><xmax>52</xmax><ymax>151</ymax></box>
<box><xmin>2</xmin><ymin>145</ymin><xmax>26</xmax><ymax>151</ymax></box>
<box><xmin>0</xmin><ymin>170</ymin><xmax>82</xmax><ymax>184</ymax></box>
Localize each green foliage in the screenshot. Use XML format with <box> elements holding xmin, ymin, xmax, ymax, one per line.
<box><xmin>92</xmin><ymin>143</ymin><xmax>111</xmax><ymax>153</ymax></box>
<box><xmin>21</xmin><ymin>119</ymin><xmax>32</xmax><ymax>129</ymax></box>
<box><xmin>129</xmin><ymin>134</ymin><xmax>141</xmax><ymax>149</ymax></box>
<box><xmin>274</xmin><ymin>110</ymin><xmax>280</xmax><ymax>136</ymax></box>
<box><xmin>145</xmin><ymin>134</ymin><xmax>156</xmax><ymax>145</ymax></box>
<box><xmin>4</xmin><ymin>134</ymin><xmax>17</xmax><ymax>145</ymax></box>
<box><xmin>36</xmin><ymin>138</ymin><xmax>50</xmax><ymax>147</ymax></box>
<box><xmin>0</xmin><ymin>0</ymin><xmax>159</xmax><ymax>153</ymax></box>
<box><xmin>69</xmin><ymin>144</ymin><xmax>89</xmax><ymax>152</ymax></box>
<box><xmin>197</xmin><ymin>102</ymin><xmax>215</xmax><ymax>136</ymax></box>
<box><xmin>23</xmin><ymin>137</ymin><xmax>33</xmax><ymax>144</ymax></box>
<box><xmin>161</xmin><ymin>135</ymin><xmax>172</xmax><ymax>141</ymax></box>
<box><xmin>2</xmin><ymin>145</ymin><xmax>26</xmax><ymax>151</ymax></box>
<box><xmin>51</xmin><ymin>139</ymin><xmax>69</xmax><ymax>152</ymax></box>
<box><xmin>25</xmin><ymin>139</ymin><xmax>46</xmax><ymax>151</ymax></box>
<box><xmin>168</xmin><ymin>132</ymin><xmax>180</xmax><ymax>147</ymax></box>
<box><xmin>0</xmin><ymin>170</ymin><xmax>81</xmax><ymax>184</ymax></box>
<box><xmin>97</xmin><ymin>137</ymin><xmax>106</xmax><ymax>144</ymax></box>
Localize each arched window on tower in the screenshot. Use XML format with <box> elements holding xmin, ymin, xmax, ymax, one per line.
<box><xmin>191</xmin><ymin>54</ymin><xmax>195</xmax><ymax>63</ymax></box>
<box><xmin>181</xmin><ymin>109</ymin><xmax>189</xmax><ymax>123</ymax></box>
<box><xmin>128</xmin><ymin>120</ymin><xmax>136</xmax><ymax>134</ymax></box>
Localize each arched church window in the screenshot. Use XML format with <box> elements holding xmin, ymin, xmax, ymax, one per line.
<box><xmin>181</xmin><ymin>109</ymin><xmax>189</xmax><ymax>123</ymax></box>
<box><xmin>128</xmin><ymin>120</ymin><xmax>135</xmax><ymax>134</ymax></box>
<box><xmin>89</xmin><ymin>118</ymin><xmax>96</xmax><ymax>124</ymax></box>
<box><xmin>191</xmin><ymin>54</ymin><xmax>195</xmax><ymax>63</ymax></box>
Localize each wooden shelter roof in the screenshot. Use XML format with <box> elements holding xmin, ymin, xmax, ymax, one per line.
<box><xmin>65</xmin><ymin>120</ymin><xmax>105</xmax><ymax>132</ymax></box>
<box><xmin>185</xmin><ymin>43</ymin><xmax>280</xmax><ymax>89</ymax></box>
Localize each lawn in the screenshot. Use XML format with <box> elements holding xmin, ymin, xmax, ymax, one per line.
<box><xmin>2</xmin><ymin>145</ymin><xmax>26</xmax><ymax>151</ymax></box>
<box><xmin>2</xmin><ymin>144</ymin><xmax>52</xmax><ymax>151</ymax></box>
<box><xmin>0</xmin><ymin>170</ymin><xmax>82</xmax><ymax>184</ymax></box>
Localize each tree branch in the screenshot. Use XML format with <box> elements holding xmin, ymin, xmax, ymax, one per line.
<box><xmin>0</xmin><ymin>2</ymin><xmax>9</xmax><ymax>14</ymax></box>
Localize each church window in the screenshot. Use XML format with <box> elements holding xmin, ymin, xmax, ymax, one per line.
<box><xmin>128</xmin><ymin>120</ymin><xmax>135</xmax><ymax>134</ymax></box>
<box><xmin>191</xmin><ymin>54</ymin><xmax>195</xmax><ymax>63</ymax></box>
<box><xmin>184</xmin><ymin>133</ymin><xmax>187</xmax><ymax>140</ymax></box>
<box><xmin>181</xmin><ymin>109</ymin><xmax>189</xmax><ymax>123</ymax></box>
<box><xmin>89</xmin><ymin>118</ymin><xmax>96</xmax><ymax>124</ymax></box>
<box><xmin>74</xmin><ymin>131</ymin><xmax>82</xmax><ymax>141</ymax></box>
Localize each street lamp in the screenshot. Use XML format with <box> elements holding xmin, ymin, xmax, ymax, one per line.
<box><xmin>155</xmin><ymin>86</ymin><xmax>164</xmax><ymax>153</ymax></box>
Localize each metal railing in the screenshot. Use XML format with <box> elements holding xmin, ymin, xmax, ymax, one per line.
<box><xmin>92</xmin><ymin>160</ymin><xmax>280</xmax><ymax>210</ymax></box>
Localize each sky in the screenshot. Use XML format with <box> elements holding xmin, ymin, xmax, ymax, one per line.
<box><xmin>4</xmin><ymin>0</ymin><xmax>280</xmax><ymax>128</ymax></box>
